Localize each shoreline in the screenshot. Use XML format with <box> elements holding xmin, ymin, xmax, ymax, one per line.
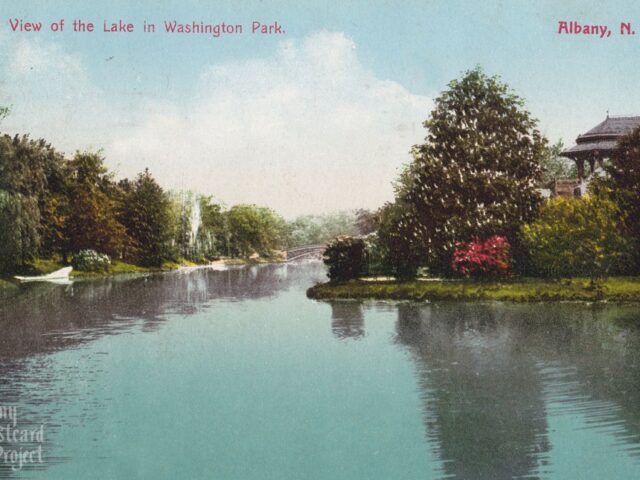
<box><xmin>1</xmin><ymin>256</ymin><xmax>285</xmax><ymax>288</ymax></box>
<box><xmin>306</xmin><ymin>277</ymin><xmax>640</xmax><ymax>303</ymax></box>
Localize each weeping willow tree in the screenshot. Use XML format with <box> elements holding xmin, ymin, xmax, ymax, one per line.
<box><xmin>0</xmin><ymin>132</ymin><xmax>64</xmax><ymax>272</ymax></box>
<box><xmin>0</xmin><ymin>191</ymin><xmax>40</xmax><ymax>272</ymax></box>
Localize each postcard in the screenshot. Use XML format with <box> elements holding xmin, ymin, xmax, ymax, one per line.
<box><xmin>0</xmin><ymin>1</ymin><xmax>639</xmax><ymax>479</ymax></box>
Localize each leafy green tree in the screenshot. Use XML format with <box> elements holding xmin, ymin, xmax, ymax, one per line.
<box><xmin>0</xmin><ymin>191</ymin><xmax>40</xmax><ymax>272</ymax></box>
<box><xmin>120</xmin><ymin>169</ymin><xmax>173</xmax><ymax>267</ymax></box>
<box><xmin>603</xmin><ymin>126</ymin><xmax>640</xmax><ymax>268</ymax></box>
<box><xmin>64</xmin><ymin>152</ymin><xmax>128</xmax><ymax>258</ymax></box>
<box><xmin>0</xmin><ymin>134</ymin><xmax>65</xmax><ymax>270</ymax></box>
<box><xmin>286</xmin><ymin>211</ymin><xmax>359</xmax><ymax>248</ymax></box>
<box><xmin>520</xmin><ymin>195</ymin><xmax>633</xmax><ymax>280</ymax></box>
<box><xmin>376</xmin><ymin>199</ymin><xmax>421</xmax><ymax>277</ymax></box>
<box><xmin>539</xmin><ymin>139</ymin><xmax>577</xmax><ymax>186</ymax></box>
<box><xmin>198</xmin><ymin>196</ymin><xmax>229</xmax><ymax>258</ymax></box>
<box><xmin>226</xmin><ymin>204</ymin><xmax>286</xmax><ymax>257</ymax></box>
<box><xmin>383</xmin><ymin>67</ymin><xmax>547</xmax><ymax>274</ymax></box>
<box><xmin>167</xmin><ymin>191</ymin><xmax>196</xmax><ymax>260</ymax></box>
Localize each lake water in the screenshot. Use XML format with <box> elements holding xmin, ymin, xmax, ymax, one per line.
<box><xmin>0</xmin><ymin>262</ymin><xmax>639</xmax><ymax>479</ymax></box>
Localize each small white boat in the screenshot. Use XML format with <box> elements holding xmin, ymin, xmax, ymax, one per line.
<box><xmin>15</xmin><ymin>266</ymin><xmax>73</xmax><ymax>282</ymax></box>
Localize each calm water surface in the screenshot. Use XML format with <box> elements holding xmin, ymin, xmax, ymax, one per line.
<box><xmin>0</xmin><ymin>262</ymin><xmax>639</xmax><ymax>479</ymax></box>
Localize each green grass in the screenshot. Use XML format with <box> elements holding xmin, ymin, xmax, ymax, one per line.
<box><xmin>71</xmin><ymin>261</ymin><xmax>160</xmax><ymax>278</ymax></box>
<box><xmin>306</xmin><ymin>277</ymin><xmax>640</xmax><ymax>302</ymax></box>
<box><xmin>2</xmin><ymin>258</ymin><xmax>170</xmax><ymax>282</ymax></box>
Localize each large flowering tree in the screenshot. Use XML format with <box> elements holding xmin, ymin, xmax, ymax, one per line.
<box><xmin>380</xmin><ymin>68</ymin><xmax>547</xmax><ymax>275</ymax></box>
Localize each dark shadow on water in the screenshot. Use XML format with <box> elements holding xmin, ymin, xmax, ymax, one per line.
<box><xmin>330</xmin><ymin>302</ymin><xmax>365</xmax><ymax>340</ymax></box>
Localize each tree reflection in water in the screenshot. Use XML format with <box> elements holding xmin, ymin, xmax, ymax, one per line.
<box><xmin>393</xmin><ymin>302</ymin><xmax>640</xmax><ymax>479</ymax></box>
<box><xmin>0</xmin><ymin>263</ymin><xmax>324</xmax><ymax>362</ymax></box>
<box><xmin>330</xmin><ymin>302</ymin><xmax>365</xmax><ymax>340</ymax></box>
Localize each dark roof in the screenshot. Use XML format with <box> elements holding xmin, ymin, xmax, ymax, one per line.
<box><xmin>563</xmin><ymin>139</ymin><xmax>618</xmax><ymax>155</ymax></box>
<box><xmin>561</xmin><ymin>115</ymin><xmax>640</xmax><ymax>158</ymax></box>
<box><xmin>580</xmin><ymin>116</ymin><xmax>640</xmax><ymax>139</ymax></box>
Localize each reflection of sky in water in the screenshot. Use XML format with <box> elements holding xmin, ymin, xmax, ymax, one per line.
<box><xmin>0</xmin><ymin>263</ymin><xmax>639</xmax><ymax>479</ymax></box>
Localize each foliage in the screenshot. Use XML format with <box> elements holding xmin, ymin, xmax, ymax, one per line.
<box><xmin>452</xmin><ymin>235</ymin><xmax>511</xmax><ymax>278</ymax></box>
<box><xmin>285</xmin><ymin>211</ymin><xmax>359</xmax><ymax>248</ymax></box>
<box><xmin>602</xmin><ymin>126</ymin><xmax>640</xmax><ymax>268</ymax></box>
<box><xmin>0</xmin><ymin>191</ymin><xmax>40</xmax><ymax>272</ymax></box>
<box><xmin>64</xmin><ymin>152</ymin><xmax>129</xmax><ymax>258</ymax></box>
<box><xmin>0</xmin><ymin>105</ymin><xmax>9</xmax><ymax>123</ymax></box>
<box><xmin>0</xmin><ymin>134</ymin><xmax>64</xmax><ymax>270</ymax></box>
<box><xmin>376</xmin><ymin>200</ymin><xmax>421</xmax><ymax>277</ymax></box>
<box><xmin>226</xmin><ymin>204</ymin><xmax>286</xmax><ymax>257</ymax></box>
<box><xmin>520</xmin><ymin>195</ymin><xmax>633</xmax><ymax>279</ymax></box>
<box><xmin>361</xmin><ymin>232</ymin><xmax>386</xmax><ymax>275</ymax></box>
<box><xmin>119</xmin><ymin>169</ymin><xmax>173</xmax><ymax>267</ymax></box>
<box><xmin>198</xmin><ymin>195</ymin><xmax>228</xmax><ymax>258</ymax></box>
<box><xmin>539</xmin><ymin>139</ymin><xmax>577</xmax><ymax>186</ymax></box>
<box><xmin>0</xmin><ymin>125</ymin><xmax>299</xmax><ymax>272</ymax></box>
<box><xmin>382</xmin><ymin>67</ymin><xmax>546</xmax><ymax>274</ymax></box>
<box><xmin>355</xmin><ymin>209</ymin><xmax>378</xmax><ymax>236</ymax></box>
<box><xmin>73</xmin><ymin>249</ymin><xmax>111</xmax><ymax>273</ymax></box>
<box><xmin>323</xmin><ymin>236</ymin><xmax>365</xmax><ymax>281</ymax></box>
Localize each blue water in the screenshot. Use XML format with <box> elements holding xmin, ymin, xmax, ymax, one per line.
<box><xmin>0</xmin><ymin>262</ymin><xmax>639</xmax><ymax>479</ymax></box>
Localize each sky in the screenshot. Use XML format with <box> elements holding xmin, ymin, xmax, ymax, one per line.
<box><xmin>1</xmin><ymin>0</ymin><xmax>640</xmax><ymax>217</ymax></box>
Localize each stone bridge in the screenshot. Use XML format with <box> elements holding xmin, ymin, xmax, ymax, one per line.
<box><xmin>284</xmin><ymin>244</ymin><xmax>326</xmax><ymax>262</ymax></box>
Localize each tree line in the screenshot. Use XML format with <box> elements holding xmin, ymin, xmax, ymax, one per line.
<box><xmin>0</xmin><ymin>131</ymin><xmax>366</xmax><ymax>274</ymax></box>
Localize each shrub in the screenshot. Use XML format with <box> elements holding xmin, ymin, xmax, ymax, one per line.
<box><xmin>323</xmin><ymin>236</ymin><xmax>365</xmax><ymax>281</ymax></box>
<box><xmin>452</xmin><ymin>235</ymin><xmax>511</xmax><ymax>278</ymax></box>
<box><xmin>73</xmin><ymin>249</ymin><xmax>111</xmax><ymax>272</ymax></box>
<box><xmin>520</xmin><ymin>195</ymin><xmax>633</xmax><ymax>279</ymax></box>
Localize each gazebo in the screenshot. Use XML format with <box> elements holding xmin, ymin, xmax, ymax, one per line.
<box><xmin>561</xmin><ymin>115</ymin><xmax>640</xmax><ymax>178</ymax></box>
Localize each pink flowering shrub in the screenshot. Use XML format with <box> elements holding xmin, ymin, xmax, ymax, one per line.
<box><xmin>451</xmin><ymin>235</ymin><xmax>511</xmax><ymax>277</ymax></box>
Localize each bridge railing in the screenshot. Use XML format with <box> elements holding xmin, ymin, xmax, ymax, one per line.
<box><xmin>284</xmin><ymin>244</ymin><xmax>326</xmax><ymax>262</ymax></box>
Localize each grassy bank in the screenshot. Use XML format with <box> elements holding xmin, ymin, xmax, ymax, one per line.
<box><xmin>0</xmin><ymin>254</ymin><xmax>285</xmax><ymax>288</ymax></box>
<box><xmin>307</xmin><ymin>277</ymin><xmax>640</xmax><ymax>302</ymax></box>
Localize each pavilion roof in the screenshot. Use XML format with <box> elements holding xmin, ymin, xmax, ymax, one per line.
<box><xmin>562</xmin><ymin>139</ymin><xmax>618</xmax><ymax>156</ymax></box>
<box><xmin>561</xmin><ymin>115</ymin><xmax>640</xmax><ymax>158</ymax></box>
<box><xmin>580</xmin><ymin>116</ymin><xmax>640</xmax><ymax>139</ymax></box>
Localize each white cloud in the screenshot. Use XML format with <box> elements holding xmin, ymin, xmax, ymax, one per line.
<box><xmin>110</xmin><ymin>31</ymin><xmax>431</xmax><ymax>216</ymax></box>
<box><xmin>1</xmin><ymin>31</ymin><xmax>431</xmax><ymax>217</ymax></box>
<box><xmin>0</xmin><ymin>38</ymin><xmax>117</xmax><ymax>154</ymax></box>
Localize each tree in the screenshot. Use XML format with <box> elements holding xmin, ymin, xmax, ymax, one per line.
<box><xmin>520</xmin><ymin>195</ymin><xmax>633</xmax><ymax>280</ymax></box>
<box><xmin>383</xmin><ymin>67</ymin><xmax>546</xmax><ymax>274</ymax></box>
<box><xmin>603</xmin><ymin>126</ymin><xmax>640</xmax><ymax>268</ymax></box>
<box><xmin>323</xmin><ymin>236</ymin><xmax>365</xmax><ymax>281</ymax></box>
<box><xmin>63</xmin><ymin>152</ymin><xmax>128</xmax><ymax>258</ymax></box>
<box><xmin>539</xmin><ymin>139</ymin><xmax>577</xmax><ymax>186</ymax></box>
<box><xmin>376</xmin><ymin>199</ymin><xmax>422</xmax><ymax>277</ymax></box>
<box><xmin>226</xmin><ymin>204</ymin><xmax>286</xmax><ymax>257</ymax></box>
<box><xmin>355</xmin><ymin>209</ymin><xmax>378</xmax><ymax>235</ymax></box>
<box><xmin>0</xmin><ymin>191</ymin><xmax>40</xmax><ymax>272</ymax></box>
<box><xmin>120</xmin><ymin>169</ymin><xmax>173</xmax><ymax>267</ymax></box>
<box><xmin>0</xmin><ymin>134</ymin><xmax>65</xmax><ymax>270</ymax></box>
<box><xmin>198</xmin><ymin>195</ymin><xmax>228</xmax><ymax>258</ymax></box>
<box><xmin>167</xmin><ymin>191</ymin><xmax>197</xmax><ymax>260</ymax></box>
<box><xmin>285</xmin><ymin>211</ymin><xmax>359</xmax><ymax>248</ymax></box>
